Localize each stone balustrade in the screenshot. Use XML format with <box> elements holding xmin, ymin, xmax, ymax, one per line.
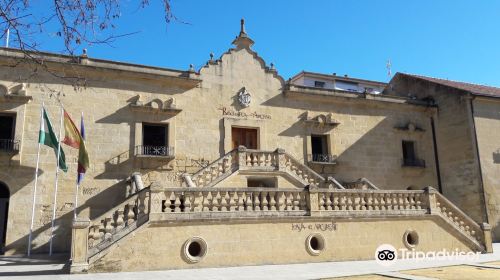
<box><xmin>315</xmin><ymin>189</ymin><xmax>425</xmax><ymax>213</ymax></box>
<box><xmin>189</xmin><ymin>149</ymin><xmax>238</xmax><ymax>188</ymax></box>
<box><xmin>87</xmin><ymin>187</ymin><xmax>150</xmax><ymax>257</ymax></box>
<box><xmin>186</xmin><ymin>147</ymin><xmax>326</xmax><ymax>188</ymax></box>
<box><xmin>150</xmin><ymin>187</ymin><xmax>308</xmax><ymax>219</ymax></box>
<box><xmin>428</xmin><ymin>187</ymin><xmax>484</xmax><ymax>244</ymax></box>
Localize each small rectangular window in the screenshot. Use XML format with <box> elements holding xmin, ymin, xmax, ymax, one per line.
<box><xmin>0</xmin><ymin>114</ymin><xmax>16</xmax><ymax>152</ymax></box>
<box><xmin>143</xmin><ymin>123</ymin><xmax>168</xmax><ymax>147</ymax></box>
<box><xmin>401</xmin><ymin>140</ymin><xmax>424</xmax><ymax>167</ymax></box>
<box><xmin>310</xmin><ymin>135</ymin><xmax>333</xmax><ymax>162</ymax></box>
<box><xmin>138</xmin><ymin>123</ymin><xmax>172</xmax><ymax>156</ymax></box>
<box><xmin>314</xmin><ymin>81</ymin><xmax>325</xmax><ymax>88</ymax></box>
<box><xmin>402</xmin><ymin>141</ymin><xmax>416</xmax><ymax>161</ymax></box>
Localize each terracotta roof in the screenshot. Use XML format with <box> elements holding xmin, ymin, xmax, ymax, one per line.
<box><xmin>399</xmin><ymin>73</ymin><xmax>500</xmax><ymax>98</ymax></box>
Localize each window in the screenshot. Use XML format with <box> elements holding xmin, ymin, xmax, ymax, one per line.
<box><xmin>335</xmin><ymin>80</ymin><xmax>359</xmax><ymax>92</ymax></box>
<box><xmin>402</xmin><ymin>140</ymin><xmax>425</xmax><ymax>167</ymax></box>
<box><xmin>232</xmin><ymin>127</ymin><xmax>258</xmax><ymax>149</ymax></box>
<box><xmin>310</xmin><ymin>135</ymin><xmax>335</xmax><ymax>163</ymax></box>
<box><xmin>314</xmin><ymin>81</ymin><xmax>325</xmax><ymax>88</ymax></box>
<box><xmin>402</xmin><ymin>141</ymin><xmax>415</xmax><ymax>161</ymax></box>
<box><xmin>138</xmin><ymin>123</ymin><xmax>172</xmax><ymax>156</ymax></box>
<box><xmin>0</xmin><ymin>114</ymin><xmax>16</xmax><ymax>152</ymax></box>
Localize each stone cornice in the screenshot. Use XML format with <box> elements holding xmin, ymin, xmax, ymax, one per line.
<box><xmin>284</xmin><ymin>84</ymin><xmax>437</xmax><ymax>109</ymax></box>
<box><xmin>0</xmin><ymin>47</ymin><xmax>201</xmax><ymax>87</ymax></box>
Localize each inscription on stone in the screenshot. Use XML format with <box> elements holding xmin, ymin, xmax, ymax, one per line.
<box><xmin>82</xmin><ymin>187</ymin><xmax>100</xmax><ymax>196</ymax></box>
<box><xmin>219</xmin><ymin>107</ymin><xmax>271</xmax><ymax>120</ymax></box>
<box><xmin>291</xmin><ymin>221</ymin><xmax>337</xmax><ymax>232</ymax></box>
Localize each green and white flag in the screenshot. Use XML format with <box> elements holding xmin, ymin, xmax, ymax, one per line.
<box><xmin>39</xmin><ymin>107</ymin><xmax>68</xmax><ymax>172</ymax></box>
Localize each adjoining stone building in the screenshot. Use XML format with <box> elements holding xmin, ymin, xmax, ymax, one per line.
<box><xmin>0</xmin><ymin>21</ymin><xmax>495</xmax><ymax>272</ymax></box>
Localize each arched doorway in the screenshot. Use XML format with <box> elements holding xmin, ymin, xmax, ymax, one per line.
<box><xmin>0</xmin><ymin>181</ymin><xmax>9</xmax><ymax>255</ymax></box>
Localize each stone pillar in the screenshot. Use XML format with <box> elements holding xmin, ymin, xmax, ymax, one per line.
<box><xmin>307</xmin><ymin>184</ymin><xmax>320</xmax><ymax>217</ymax></box>
<box><xmin>149</xmin><ymin>182</ymin><xmax>165</xmax><ymax>221</ymax></box>
<box><xmin>481</xmin><ymin>223</ymin><xmax>493</xmax><ymax>253</ymax></box>
<box><xmin>424</xmin><ymin>186</ymin><xmax>438</xmax><ymax>214</ymax></box>
<box><xmin>70</xmin><ymin>218</ymin><xmax>90</xmax><ymax>274</ymax></box>
<box><xmin>237</xmin><ymin>145</ymin><xmax>247</xmax><ymax>169</ymax></box>
<box><xmin>275</xmin><ymin>148</ymin><xmax>286</xmax><ymax>172</ymax></box>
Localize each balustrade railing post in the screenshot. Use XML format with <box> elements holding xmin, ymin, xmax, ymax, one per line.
<box><xmin>481</xmin><ymin>223</ymin><xmax>493</xmax><ymax>253</ymax></box>
<box><xmin>237</xmin><ymin>146</ymin><xmax>247</xmax><ymax>169</ymax></box>
<box><xmin>275</xmin><ymin>148</ymin><xmax>286</xmax><ymax>172</ymax></box>
<box><xmin>70</xmin><ymin>218</ymin><xmax>90</xmax><ymax>273</ymax></box>
<box><xmin>149</xmin><ymin>182</ymin><xmax>166</xmax><ymax>221</ymax></box>
<box><xmin>307</xmin><ymin>184</ymin><xmax>320</xmax><ymax>216</ymax></box>
<box><xmin>424</xmin><ymin>186</ymin><xmax>438</xmax><ymax>214</ymax></box>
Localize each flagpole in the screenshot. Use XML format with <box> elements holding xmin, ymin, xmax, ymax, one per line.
<box><xmin>27</xmin><ymin>103</ymin><xmax>44</xmax><ymax>257</ymax></box>
<box><xmin>74</xmin><ymin>112</ymin><xmax>84</xmax><ymax>220</ymax></box>
<box><xmin>48</xmin><ymin>105</ymin><xmax>64</xmax><ymax>256</ymax></box>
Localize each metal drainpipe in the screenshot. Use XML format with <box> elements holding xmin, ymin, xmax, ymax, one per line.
<box><xmin>430</xmin><ymin>116</ymin><xmax>443</xmax><ymax>193</ymax></box>
<box><xmin>468</xmin><ymin>95</ymin><xmax>490</xmax><ymax>224</ymax></box>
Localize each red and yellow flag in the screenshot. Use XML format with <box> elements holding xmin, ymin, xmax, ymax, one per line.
<box><xmin>62</xmin><ymin>110</ymin><xmax>89</xmax><ymax>178</ymax></box>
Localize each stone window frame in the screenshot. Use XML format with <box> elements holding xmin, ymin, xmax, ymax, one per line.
<box><xmin>223</xmin><ymin>117</ymin><xmax>267</xmax><ymax>153</ymax></box>
<box><xmin>134</xmin><ymin>117</ymin><xmax>176</xmax><ymax>156</ymax></box>
<box><xmin>304</xmin><ymin>125</ymin><xmax>334</xmax><ymax>162</ymax></box>
<box><xmin>0</xmin><ymin>103</ymin><xmax>27</xmax><ymax>164</ymax></box>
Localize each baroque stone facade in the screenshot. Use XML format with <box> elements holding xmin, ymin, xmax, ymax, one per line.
<box><xmin>0</xmin><ymin>21</ymin><xmax>496</xmax><ymax>272</ymax></box>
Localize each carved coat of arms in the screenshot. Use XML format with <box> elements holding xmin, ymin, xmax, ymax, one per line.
<box><xmin>238</xmin><ymin>88</ymin><xmax>251</xmax><ymax>107</ymax></box>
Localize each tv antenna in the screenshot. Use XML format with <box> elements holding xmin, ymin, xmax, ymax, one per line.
<box><xmin>386</xmin><ymin>59</ymin><xmax>392</xmax><ymax>80</ymax></box>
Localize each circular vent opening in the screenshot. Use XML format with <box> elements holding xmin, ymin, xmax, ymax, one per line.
<box><xmin>403</xmin><ymin>230</ymin><xmax>419</xmax><ymax>249</ymax></box>
<box><xmin>306</xmin><ymin>234</ymin><xmax>326</xmax><ymax>256</ymax></box>
<box><xmin>182</xmin><ymin>237</ymin><xmax>207</xmax><ymax>263</ymax></box>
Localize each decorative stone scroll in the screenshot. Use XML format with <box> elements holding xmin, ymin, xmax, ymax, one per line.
<box><xmin>394</xmin><ymin>122</ymin><xmax>425</xmax><ymax>132</ymax></box>
<box><xmin>0</xmin><ymin>83</ymin><xmax>32</xmax><ymax>103</ymax></box>
<box><xmin>129</xmin><ymin>94</ymin><xmax>181</xmax><ymax>115</ymax></box>
<box><xmin>303</xmin><ymin>111</ymin><xmax>340</xmax><ymax>127</ymax></box>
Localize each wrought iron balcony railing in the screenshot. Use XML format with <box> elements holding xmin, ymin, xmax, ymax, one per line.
<box><xmin>402</xmin><ymin>158</ymin><xmax>425</xmax><ymax>168</ymax></box>
<box><xmin>0</xmin><ymin>139</ymin><xmax>19</xmax><ymax>153</ymax></box>
<box><xmin>308</xmin><ymin>154</ymin><xmax>337</xmax><ymax>164</ymax></box>
<box><xmin>135</xmin><ymin>145</ymin><xmax>174</xmax><ymax>158</ymax></box>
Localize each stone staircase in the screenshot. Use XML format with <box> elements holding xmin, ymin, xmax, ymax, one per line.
<box><xmin>85</xmin><ymin>187</ymin><xmax>150</xmax><ymax>265</ymax></box>
<box><xmin>184</xmin><ymin>146</ymin><xmax>332</xmax><ymax>188</ymax></box>
<box><xmin>69</xmin><ymin>150</ymin><xmax>493</xmax><ymax>273</ymax></box>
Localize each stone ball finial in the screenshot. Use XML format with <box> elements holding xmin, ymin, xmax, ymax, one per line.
<box><xmin>189</xmin><ymin>64</ymin><xmax>195</xmax><ymax>73</ymax></box>
<box><xmin>82</xmin><ymin>48</ymin><xmax>88</xmax><ymax>57</ymax></box>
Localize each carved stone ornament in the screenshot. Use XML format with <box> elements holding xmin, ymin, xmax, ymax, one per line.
<box><xmin>238</xmin><ymin>87</ymin><xmax>251</xmax><ymax>107</ymax></box>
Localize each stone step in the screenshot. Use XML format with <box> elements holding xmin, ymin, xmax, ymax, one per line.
<box><xmin>0</xmin><ymin>254</ymin><xmax>69</xmax><ymax>276</ymax></box>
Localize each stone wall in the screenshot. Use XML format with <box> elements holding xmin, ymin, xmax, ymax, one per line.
<box><xmin>88</xmin><ymin>217</ymin><xmax>473</xmax><ymax>272</ymax></box>
<box><xmin>471</xmin><ymin>97</ymin><xmax>500</xmax><ymax>240</ymax></box>
<box><xmin>386</xmin><ymin>77</ymin><xmax>486</xmax><ymax>224</ymax></box>
<box><xmin>0</xmin><ymin>46</ymin><xmax>438</xmax><ymax>255</ymax></box>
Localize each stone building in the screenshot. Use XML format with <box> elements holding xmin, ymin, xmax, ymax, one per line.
<box><xmin>0</xmin><ymin>21</ymin><xmax>495</xmax><ymax>272</ymax></box>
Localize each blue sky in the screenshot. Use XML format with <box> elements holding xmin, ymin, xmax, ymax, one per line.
<box><xmin>28</xmin><ymin>1</ymin><xmax>500</xmax><ymax>86</ymax></box>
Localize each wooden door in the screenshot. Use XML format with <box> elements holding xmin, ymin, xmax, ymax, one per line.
<box><xmin>232</xmin><ymin>127</ymin><xmax>258</xmax><ymax>149</ymax></box>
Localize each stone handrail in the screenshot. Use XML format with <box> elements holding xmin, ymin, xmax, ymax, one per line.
<box><xmin>343</xmin><ymin>178</ymin><xmax>379</xmax><ymax>190</ymax></box>
<box><xmin>87</xmin><ymin>187</ymin><xmax>150</xmax><ymax>257</ymax></box>
<box><xmin>315</xmin><ymin>189</ymin><xmax>425</xmax><ymax>212</ymax></box>
<box><xmin>279</xmin><ymin>150</ymin><xmax>325</xmax><ymax>186</ymax></box>
<box><xmin>431</xmin><ymin>189</ymin><xmax>483</xmax><ymax>244</ymax></box>
<box><xmin>240</xmin><ymin>148</ymin><xmax>279</xmax><ymax>169</ymax></box>
<box><xmin>190</xmin><ymin>149</ymin><xmax>238</xmax><ymax>188</ymax></box>
<box><xmin>150</xmin><ymin>187</ymin><xmax>308</xmax><ymax>218</ymax></box>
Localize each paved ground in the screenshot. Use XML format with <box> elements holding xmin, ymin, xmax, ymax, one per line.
<box><xmin>1</xmin><ymin>244</ymin><xmax>500</xmax><ymax>279</ymax></box>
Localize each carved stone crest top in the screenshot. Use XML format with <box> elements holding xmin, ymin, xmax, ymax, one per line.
<box><xmin>238</xmin><ymin>87</ymin><xmax>251</xmax><ymax>107</ymax></box>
